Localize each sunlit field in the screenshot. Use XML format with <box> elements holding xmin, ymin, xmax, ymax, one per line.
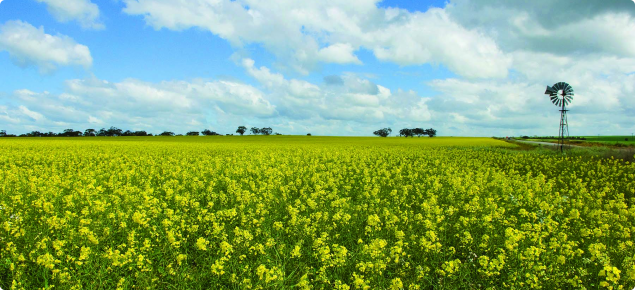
<box><xmin>1</xmin><ymin>136</ymin><xmax>634</xmax><ymax>289</ymax></box>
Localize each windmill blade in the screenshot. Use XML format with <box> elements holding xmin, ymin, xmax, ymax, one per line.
<box><xmin>545</xmin><ymin>85</ymin><xmax>557</xmax><ymax>95</ymax></box>
<box><xmin>553</xmin><ymin>82</ymin><xmax>565</xmax><ymax>90</ymax></box>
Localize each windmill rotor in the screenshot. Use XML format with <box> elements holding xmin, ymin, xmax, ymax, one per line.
<box><xmin>545</xmin><ymin>82</ymin><xmax>574</xmax><ymax>107</ymax></box>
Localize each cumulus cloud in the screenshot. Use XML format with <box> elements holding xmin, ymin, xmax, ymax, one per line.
<box><xmin>317</xmin><ymin>43</ymin><xmax>361</xmax><ymax>64</ymax></box>
<box><xmin>370</xmin><ymin>8</ymin><xmax>509</xmax><ymax>78</ymax></box>
<box><xmin>241</xmin><ymin>58</ymin><xmax>431</xmax><ymax>123</ymax></box>
<box><xmin>122</xmin><ymin>0</ymin><xmax>509</xmax><ymax>78</ymax></box>
<box><xmin>65</xmin><ymin>77</ymin><xmax>277</xmax><ymax>117</ymax></box>
<box><xmin>35</xmin><ymin>0</ymin><xmax>104</xmax><ymax>30</ymax></box>
<box><xmin>446</xmin><ymin>0</ymin><xmax>635</xmax><ymax>57</ymax></box>
<box><xmin>0</xmin><ymin>20</ymin><xmax>92</xmax><ymax>73</ymax></box>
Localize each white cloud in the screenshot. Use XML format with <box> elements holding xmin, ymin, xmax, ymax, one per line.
<box><xmin>370</xmin><ymin>8</ymin><xmax>510</xmax><ymax>78</ymax></box>
<box><xmin>446</xmin><ymin>0</ymin><xmax>635</xmax><ymax>57</ymax></box>
<box><xmin>0</xmin><ymin>20</ymin><xmax>92</xmax><ymax>73</ymax></box>
<box><xmin>318</xmin><ymin>43</ymin><xmax>361</xmax><ymax>64</ymax></box>
<box><xmin>18</xmin><ymin>105</ymin><xmax>46</xmax><ymax>121</ymax></box>
<box><xmin>122</xmin><ymin>0</ymin><xmax>509</xmax><ymax>78</ymax></box>
<box><xmin>88</xmin><ymin>116</ymin><xmax>103</xmax><ymax>124</ymax></box>
<box><xmin>64</xmin><ymin>77</ymin><xmax>277</xmax><ymax>117</ymax></box>
<box><xmin>241</xmin><ymin>58</ymin><xmax>432</xmax><ymax>123</ymax></box>
<box><xmin>35</xmin><ymin>0</ymin><xmax>104</xmax><ymax>30</ymax></box>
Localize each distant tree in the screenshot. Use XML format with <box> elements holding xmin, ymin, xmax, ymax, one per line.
<box><xmin>186</xmin><ymin>131</ymin><xmax>200</xmax><ymax>136</ymax></box>
<box><xmin>260</xmin><ymin>127</ymin><xmax>273</xmax><ymax>136</ymax></box>
<box><xmin>399</xmin><ymin>128</ymin><xmax>414</xmax><ymax>138</ymax></box>
<box><xmin>97</xmin><ymin>128</ymin><xmax>107</xmax><ymax>136</ymax></box>
<box><xmin>27</xmin><ymin>131</ymin><xmax>42</xmax><ymax>137</ymax></box>
<box><xmin>373</xmin><ymin>128</ymin><xmax>392</xmax><ymax>137</ymax></box>
<box><xmin>236</xmin><ymin>126</ymin><xmax>247</xmax><ymax>136</ymax></box>
<box><xmin>424</xmin><ymin>128</ymin><xmax>437</xmax><ymax>137</ymax></box>
<box><xmin>134</xmin><ymin>131</ymin><xmax>148</xmax><ymax>136</ymax></box>
<box><xmin>251</xmin><ymin>127</ymin><xmax>260</xmax><ymax>135</ymax></box>
<box><xmin>202</xmin><ymin>129</ymin><xmax>220</xmax><ymax>136</ymax></box>
<box><xmin>159</xmin><ymin>131</ymin><xmax>175</xmax><ymax>136</ymax></box>
<box><xmin>84</xmin><ymin>129</ymin><xmax>96</xmax><ymax>137</ymax></box>
<box><xmin>307</xmin><ymin>133</ymin><xmax>311</xmax><ymax>136</ymax></box>
<box><xmin>0</xmin><ymin>130</ymin><xmax>16</xmax><ymax>137</ymax></box>
<box><xmin>106</xmin><ymin>126</ymin><xmax>123</xmax><ymax>137</ymax></box>
<box><xmin>122</xmin><ymin>130</ymin><xmax>134</xmax><ymax>136</ymax></box>
<box><xmin>413</xmin><ymin>128</ymin><xmax>425</xmax><ymax>137</ymax></box>
<box><xmin>60</xmin><ymin>129</ymin><xmax>82</xmax><ymax>137</ymax></box>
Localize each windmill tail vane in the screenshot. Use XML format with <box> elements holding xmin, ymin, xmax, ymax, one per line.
<box><xmin>544</xmin><ymin>82</ymin><xmax>574</xmax><ymax>152</ymax></box>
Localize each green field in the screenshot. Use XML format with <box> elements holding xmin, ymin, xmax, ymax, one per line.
<box><xmin>525</xmin><ymin>135</ymin><xmax>635</xmax><ymax>147</ymax></box>
<box><xmin>1</xmin><ymin>136</ymin><xmax>634</xmax><ymax>289</ymax></box>
<box><xmin>578</xmin><ymin>136</ymin><xmax>635</xmax><ymax>145</ymax></box>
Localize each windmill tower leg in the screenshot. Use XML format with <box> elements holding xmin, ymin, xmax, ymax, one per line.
<box><xmin>559</xmin><ymin>108</ymin><xmax>569</xmax><ymax>152</ymax></box>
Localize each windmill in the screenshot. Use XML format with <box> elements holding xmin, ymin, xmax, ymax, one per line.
<box><xmin>544</xmin><ymin>82</ymin><xmax>574</xmax><ymax>152</ymax></box>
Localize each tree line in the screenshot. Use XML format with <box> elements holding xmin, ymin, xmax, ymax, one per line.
<box><xmin>0</xmin><ymin>126</ymin><xmax>282</xmax><ymax>138</ymax></box>
<box><xmin>2</xmin><ymin>126</ymin><xmax>434</xmax><ymax>138</ymax></box>
<box><xmin>373</xmin><ymin>127</ymin><xmax>437</xmax><ymax>137</ymax></box>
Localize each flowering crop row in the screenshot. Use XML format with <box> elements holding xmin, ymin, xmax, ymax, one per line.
<box><xmin>0</xmin><ymin>136</ymin><xmax>633</xmax><ymax>289</ymax></box>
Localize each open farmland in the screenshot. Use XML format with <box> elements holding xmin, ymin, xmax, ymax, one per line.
<box><xmin>0</xmin><ymin>136</ymin><xmax>634</xmax><ymax>289</ymax></box>
<box><xmin>525</xmin><ymin>136</ymin><xmax>635</xmax><ymax>148</ymax></box>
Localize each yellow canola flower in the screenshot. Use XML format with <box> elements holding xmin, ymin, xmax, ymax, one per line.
<box><xmin>196</xmin><ymin>237</ymin><xmax>209</xmax><ymax>251</ymax></box>
<box><xmin>0</xmin><ymin>136</ymin><xmax>633</xmax><ymax>289</ymax></box>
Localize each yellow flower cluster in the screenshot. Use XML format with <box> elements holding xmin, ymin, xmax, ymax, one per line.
<box><xmin>0</xmin><ymin>136</ymin><xmax>633</xmax><ymax>289</ymax></box>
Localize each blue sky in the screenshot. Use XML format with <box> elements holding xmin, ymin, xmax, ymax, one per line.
<box><xmin>1</xmin><ymin>0</ymin><xmax>634</xmax><ymax>136</ymax></box>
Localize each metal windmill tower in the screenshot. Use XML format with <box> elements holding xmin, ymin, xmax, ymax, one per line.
<box><xmin>544</xmin><ymin>82</ymin><xmax>574</xmax><ymax>152</ymax></box>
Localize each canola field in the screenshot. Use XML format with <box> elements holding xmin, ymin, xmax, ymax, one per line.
<box><xmin>0</xmin><ymin>136</ymin><xmax>634</xmax><ymax>289</ymax></box>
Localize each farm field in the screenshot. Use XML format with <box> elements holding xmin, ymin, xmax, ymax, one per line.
<box><xmin>525</xmin><ymin>136</ymin><xmax>635</xmax><ymax>147</ymax></box>
<box><xmin>1</xmin><ymin>136</ymin><xmax>634</xmax><ymax>289</ymax></box>
<box><xmin>578</xmin><ymin>136</ymin><xmax>635</xmax><ymax>147</ymax></box>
